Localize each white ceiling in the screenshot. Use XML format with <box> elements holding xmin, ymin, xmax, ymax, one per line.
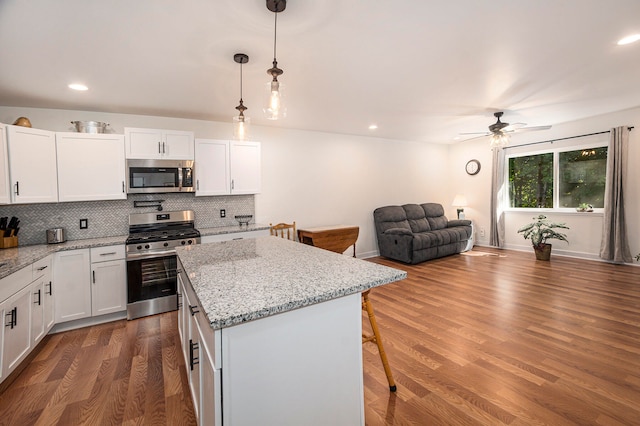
<box><xmin>1</xmin><ymin>0</ymin><xmax>639</xmax><ymax>143</ymax></box>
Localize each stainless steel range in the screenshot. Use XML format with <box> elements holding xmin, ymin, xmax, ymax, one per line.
<box><xmin>126</xmin><ymin>210</ymin><xmax>200</xmax><ymax>320</ymax></box>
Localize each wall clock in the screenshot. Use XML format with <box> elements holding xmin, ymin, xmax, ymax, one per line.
<box><xmin>465</xmin><ymin>159</ymin><xmax>481</xmax><ymax>175</ymax></box>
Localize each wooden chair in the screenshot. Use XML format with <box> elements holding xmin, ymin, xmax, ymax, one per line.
<box><xmin>270</xmin><ymin>222</ymin><xmax>297</xmax><ymax>241</ymax></box>
<box><xmin>362</xmin><ymin>289</ymin><xmax>397</xmax><ymax>392</ymax></box>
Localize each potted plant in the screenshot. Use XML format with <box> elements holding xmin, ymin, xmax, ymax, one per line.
<box><xmin>517</xmin><ymin>214</ymin><xmax>570</xmax><ymax>260</ymax></box>
<box><xmin>576</xmin><ymin>203</ymin><xmax>594</xmax><ymax>212</ymax></box>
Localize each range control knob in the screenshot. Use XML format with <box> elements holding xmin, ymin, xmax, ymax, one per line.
<box><xmin>163</xmin><ymin>242</ymin><xmax>169</xmax><ymax>247</ymax></box>
<box><xmin>187</xmin><ymin>240</ymin><xmax>193</xmax><ymax>245</ymax></box>
<box><xmin>181</xmin><ymin>240</ymin><xmax>186</xmax><ymax>245</ymax></box>
<box><xmin>137</xmin><ymin>245</ymin><xmax>142</xmax><ymax>250</ymax></box>
<box><xmin>145</xmin><ymin>244</ymin><xmax>150</xmax><ymax>249</ymax></box>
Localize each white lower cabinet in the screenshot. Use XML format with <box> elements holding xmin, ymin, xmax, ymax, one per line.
<box><xmin>2</xmin><ymin>285</ymin><xmax>32</xmax><ymax>379</ymax></box>
<box><xmin>54</xmin><ymin>249</ymin><xmax>92</xmax><ymax>323</ymax></box>
<box><xmin>90</xmin><ymin>246</ymin><xmax>126</xmax><ymax>316</ymax></box>
<box><xmin>31</xmin><ymin>256</ymin><xmax>53</xmax><ymax>344</ymax></box>
<box><xmin>178</xmin><ymin>268</ymin><xmax>222</xmax><ymax>426</ymax></box>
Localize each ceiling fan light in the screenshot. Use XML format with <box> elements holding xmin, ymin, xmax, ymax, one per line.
<box><xmin>489</xmin><ymin>132</ymin><xmax>510</xmax><ymax>148</ymax></box>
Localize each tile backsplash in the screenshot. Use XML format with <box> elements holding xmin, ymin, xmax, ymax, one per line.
<box><xmin>0</xmin><ymin>193</ymin><xmax>255</xmax><ymax>246</ymax></box>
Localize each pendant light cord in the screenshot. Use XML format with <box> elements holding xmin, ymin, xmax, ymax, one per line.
<box><xmin>273</xmin><ymin>9</ymin><xmax>278</xmax><ymax>61</ymax></box>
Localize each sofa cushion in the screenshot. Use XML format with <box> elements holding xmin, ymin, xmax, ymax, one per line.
<box><xmin>373</xmin><ymin>206</ymin><xmax>412</xmax><ymax>234</ymax></box>
<box><xmin>383</xmin><ymin>227</ymin><xmax>413</xmax><ymax>236</ymax></box>
<box><xmin>402</xmin><ymin>204</ymin><xmax>431</xmax><ymax>233</ymax></box>
<box><xmin>421</xmin><ymin>203</ymin><xmax>448</xmax><ymax>230</ymax></box>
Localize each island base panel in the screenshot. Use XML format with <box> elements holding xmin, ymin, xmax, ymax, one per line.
<box><xmin>221</xmin><ymin>293</ymin><xmax>364</xmax><ymax>426</ymax></box>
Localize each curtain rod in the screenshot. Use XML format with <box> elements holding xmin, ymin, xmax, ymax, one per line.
<box><xmin>504</xmin><ymin>126</ymin><xmax>634</xmax><ymax>150</ymax></box>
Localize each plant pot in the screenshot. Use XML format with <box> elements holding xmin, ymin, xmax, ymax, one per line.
<box><xmin>534</xmin><ymin>243</ymin><xmax>552</xmax><ymax>261</ymax></box>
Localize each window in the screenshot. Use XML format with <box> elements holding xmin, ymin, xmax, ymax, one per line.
<box><xmin>508</xmin><ymin>145</ymin><xmax>607</xmax><ymax>209</ymax></box>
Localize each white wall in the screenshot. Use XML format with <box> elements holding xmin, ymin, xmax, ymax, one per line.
<box><xmin>2</xmin><ymin>105</ymin><xmax>637</xmax><ymax>260</ymax></box>
<box><xmin>448</xmin><ymin>107</ymin><xmax>640</xmax><ymax>260</ymax></box>
<box><xmin>0</xmin><ymin>106</ymin><xmax>451</xmax><ymax>257</ymax></box>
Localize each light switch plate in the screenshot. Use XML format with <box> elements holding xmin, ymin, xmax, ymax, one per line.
<box><xmin>80</xmin><ymin>219</ymin><xmax>88</xmax><ymax>229</ymax></box>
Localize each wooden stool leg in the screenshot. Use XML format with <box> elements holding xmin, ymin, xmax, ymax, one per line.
<box><xmin>362</xmin><ymin>290</ymin><xmax>397</xmax><ymax>392</ymax></box>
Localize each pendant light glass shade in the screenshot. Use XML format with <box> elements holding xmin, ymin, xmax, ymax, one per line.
<box><xmin>264</xmin><ymin>0</ymin><xmax>286</xmax><ymax>120</ymax></box>
<box><xmin>264</xmin><ymin>78</ymin><xmax>286</xmax><ymax>120</ymax></box>
<box><xmin>489</xmin><ymin>131</ymin><xmax>510</xmax><ymax>148</ymax></box>
<box><xmin>233</xmin><ymin>115</ymin><xmax>250</xmax><ymax>140</ymax></box>
<box><xmin>233</xmin><ymin>53</ymin><xmax>250</xmax><ymax>140</ymax></box>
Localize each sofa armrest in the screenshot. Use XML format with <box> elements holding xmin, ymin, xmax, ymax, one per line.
<box><xmin>447</xmin><ymin>219</ymin><xmax>471</xmax><ymax>227</ymax></box>
<box><xmin>383</xmin><ymin>227</ymin><xmax>414</xmax><ymax>236</ymax></box>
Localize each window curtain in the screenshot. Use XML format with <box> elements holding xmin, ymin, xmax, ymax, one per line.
<box><xmin>490</xmin><ymin>147</ymin><xmax>505</xmax><ymax>247</ymax></box>
<box><xmin>599</xmin><ymin>126</ymin><xmax>632</xmax><ymax>262</ymax></box>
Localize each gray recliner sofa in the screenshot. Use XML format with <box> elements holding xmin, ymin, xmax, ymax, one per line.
<box><xmin>373</xmin><ymin>203</ymin><xmax>472</xmax><ymax>264</ymax></box>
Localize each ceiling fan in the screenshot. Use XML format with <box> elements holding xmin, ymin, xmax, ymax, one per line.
<box><xmin>459</xmin><ymin>111</ymin><xmax>552</xmax><ymax>147</ymax></box>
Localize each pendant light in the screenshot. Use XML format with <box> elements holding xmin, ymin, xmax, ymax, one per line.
<box><xmin>264</xmin><ymin>0</ymin><xmax>287</xmax><ymax>120</ymax></box>
<box><xmin>233</xmin><ymin>53</ymin><xmax>250</xmax><ymax>140</ymax></box>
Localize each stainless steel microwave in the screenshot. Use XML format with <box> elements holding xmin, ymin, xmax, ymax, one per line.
<box><xmin>126</xmin><ymin>159</ymin><xmax>195</xmax><ymax>194</ymax></box>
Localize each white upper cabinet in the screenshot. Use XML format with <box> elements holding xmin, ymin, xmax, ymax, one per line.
<box><xmin>124</xmin><ymin>127</ymin><xmax>194</xmax><ymax>160</ymax></box>
<box><xmin>0</xmin><ymin>124</ymin><xmax>10</xmax><ymax>204</ymax></box>
<box><xmin>195</xmin><ymin>139</ymin><xmax>261</xmax><ymax>196</ymax></box>
<box><xmin>230</xmin><ymin>141</ymin><xmax>261</xmax><ymax>194</ymax></box>
<box><xmin>56</xmin><ymin>132</ymin><xmax>126</xmax><ymax>202</ymax></box>
<box><xmin>195</xmin><ymin>139</ymin><xmax>230</xmax><ymax>196</ymax></box>
<box><xmin>6</xmin><ymin>125</ymin><xmax>58</xmax><ymax>204</ymax></box>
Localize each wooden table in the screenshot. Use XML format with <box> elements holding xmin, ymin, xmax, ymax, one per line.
<box><xmin>297</xmin><ymin>225</ymin><xmax>359</xmax><ymax>257</ymax></box>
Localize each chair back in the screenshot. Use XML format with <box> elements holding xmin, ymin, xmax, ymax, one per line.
<box><xmin>270</xmin><ymin>222</ymin><xmax>297</xmax><ymax>241</ymax></box>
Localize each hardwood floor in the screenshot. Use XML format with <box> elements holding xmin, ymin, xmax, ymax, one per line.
<box><xmin>363</xmin><ymin>247</ymin><xmax>640</xmax><ymax>425</ymax></box>
<box><xmin>1</xmin><ymin>247</ymin><xmax>639</xmax><ymax>425</ymax></box>
<box><xmin>0</xmin><ymin>311</ymin><xmax>196</xmax><ymax>425</ymax></box>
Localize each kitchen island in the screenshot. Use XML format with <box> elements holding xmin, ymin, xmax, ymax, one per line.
<box><xmin>176</xmin><ymin>236</ymin><xmax>406</xmax><ymax>426</ymax></box>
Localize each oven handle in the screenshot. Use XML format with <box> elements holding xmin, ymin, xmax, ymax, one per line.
<box><xmin>126</xmin><ymin>249</ymin><xmax>177</xmax><ymax>261</ymax></box>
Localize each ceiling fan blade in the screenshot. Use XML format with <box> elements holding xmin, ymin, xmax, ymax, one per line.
<box><xmin>457</xmin><ymin>134</ymin><xmax>490</xmax><ymax>141</ymax></box>
<box><xmin>458</xmin><ymin>131</ymin><xmax>491</xmax><ymax>135</ymax></box>
<box><xmin>503</xmin><ymin>122</ymin><xmax>526</xmax><ymax>131</ymax></box>
<box><xmin>513</xmin><ymin>125</ymin><xmax>552</xmax><ymax>133</ymax></box>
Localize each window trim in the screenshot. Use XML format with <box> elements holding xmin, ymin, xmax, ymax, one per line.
<box><xmin>504</xmin><ymin>140</ymin><xmax>608</xmax><ymax>213</ymax></box>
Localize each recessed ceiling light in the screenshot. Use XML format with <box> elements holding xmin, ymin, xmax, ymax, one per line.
<box><xmin>617</xmin><ymin>34</ymin><xmax>640</xmax><ymax>45</ymax></box>
<box><xmin>368</xmin><ymin>124</ymin><xmax>378</xmax><ymax>130</ymax></box>
<box><xmin>68</xmin><ymin>83</ymin><xmax>88</xmax><ymax>91</ymax></box>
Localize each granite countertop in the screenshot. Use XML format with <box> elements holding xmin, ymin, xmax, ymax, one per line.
<box><xmin>0</xmin><ymin>225</ymin><xmax>271</xmax><ymax>280</ymax></box>
<box><xmin>176</xmin><ymin>236</ymin><xmax>407</xmax><ymax>330</ymax></box>
<box><xmin>0</xmin><ymin>235</ymin><xmax>127</xmax><ymax>280</ymax></box>
<box><xmin>199</xmin><ymin>223</ymin><xmax>270</xmax><ymax>236</ymax></box>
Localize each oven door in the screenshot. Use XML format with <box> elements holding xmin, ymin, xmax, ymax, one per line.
<box><xmin>127</xmin><ymin>253</ymin><xmax>178</xmax><ymax>303</ymax></box>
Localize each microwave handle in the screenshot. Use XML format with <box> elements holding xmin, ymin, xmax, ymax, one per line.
<box><xmin>178</xmin><ymin>167</ymin><xmax>183</xmax><ymax>191</ymax></box>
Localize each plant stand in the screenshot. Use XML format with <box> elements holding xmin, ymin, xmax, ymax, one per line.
<box><xmin>534</xmin><ymin>243</ymin><xmax>552</xmax><ymax>261</ymax></box>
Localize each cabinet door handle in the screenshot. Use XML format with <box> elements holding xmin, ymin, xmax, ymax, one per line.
<box><xmin>37</xmin><ymin>265</ymin><xmax>48</xmax><ymax>271</ymax></box>
<box><xmin>46</xmin><ymin>281</ymin><xmax>53</xmax><ymax>296</ymax></box>
<box><xmin>92</xmin><ymin>270</ymin><xmax>96</xmax><ymax>284</ymax></box>
<box><xmin>189</xmin><ymin>339</ymin><xmax>199</xmax><ymax>370</ymax></box>
<box><xmin>12</xmin><ymin>307</ymin><xmax>17</xmax><ymax>328</ymax></box>
<box><xmin>158</xmin><ymin>141</ymin><xmax>162</xmax><ymax>154</ymax></box>
<box><xmin>189</xmin><ymin>304</ymin><xmax>200</xmax><ymax>316</ymax></box>
<box><xmin>231</xmin><ymin>179</ymin><xmax>235</xmax><ymax>190</ymax></box>
<box><xmin>162</xmin><ymin>142</ymin><xmax>166</xmax><ymax>154</ymax></box>
<box><xmin>177</xmin><ymin>292</ymin><xmax>183</xmax><ymax>308</ymax></box>
<box><xmin>196</xmin><ymin>179</ymin><xmax>199</xmax><ymax>191</ymax></box>
<box><xmin>122</xmin><ymin>181</ymin><xmax>125</xmax><ymax>193</ymax></box>
<box><xmin>14</xmin><ymin>181</ymin><xmax>20</xmax><ymax>196</ymax></box>
<box><xmin>34</xmin><ymin>289</ymin><xmax>42</xmax><ymax>306</ymax></box>
<box><xmin>4</xmin><ymin>310</ymin><xmax>13</xmax><ymax>328</ymax></box>
<box><xmin>100</xmin><ymin>252</ymin><xmax>117</xmax><ymax>256</ymax></box>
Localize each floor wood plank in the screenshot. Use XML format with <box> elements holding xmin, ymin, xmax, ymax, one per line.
<box><xmin>1</xmin><ymin>247</ymin><xmax>639</xmax><ymax>424</ymax></box>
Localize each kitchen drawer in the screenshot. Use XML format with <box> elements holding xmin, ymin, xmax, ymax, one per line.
<box><xmin>0</xmin><ymin>265</ymin><xmax>32</xmax><ymax>303</ymax></box>
<box><xmin>32</xmin><ymin>256</ymin><xmax>52</xmax><ymax>279</ymax></box>
<box><xmin>90</xmin><ymin>245</ymin><xmax>125</xmax><ymax>262</ymax></box>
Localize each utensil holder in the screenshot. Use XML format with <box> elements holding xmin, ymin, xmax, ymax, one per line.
<box><xmin>0</xmin><ymin>236</ymin><xmax>18</xmax><ymax>249</ymax></box>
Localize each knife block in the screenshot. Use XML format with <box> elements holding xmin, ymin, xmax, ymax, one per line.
<box><xmin>0</xmin><ymin>236</ymin><xmax>18</xmax><ymax>249</ymax></box>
